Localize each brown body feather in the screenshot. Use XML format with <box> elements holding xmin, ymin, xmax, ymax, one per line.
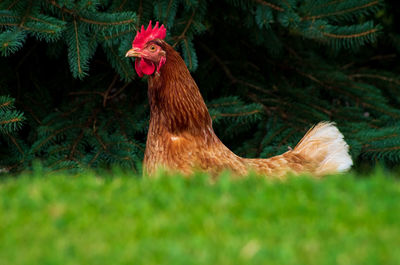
<box><xmin>143</xmin><ymin>41</ymin><xmax>352</xmax><ymax>177</ymax></box>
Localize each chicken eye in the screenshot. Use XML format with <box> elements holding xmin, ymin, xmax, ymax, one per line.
<box><xmin>149</xmin><ymin>45</ymin><xmax>157</xmax><ymax>52</ymax></box>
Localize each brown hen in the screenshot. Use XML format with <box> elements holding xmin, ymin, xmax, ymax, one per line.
<box><xmin>126</xmin><ymin>21</ymin><xmax>353</xmax><ymax>178</ymax></box>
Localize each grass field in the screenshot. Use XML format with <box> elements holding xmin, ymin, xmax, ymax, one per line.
<box><xmin>0</xmin><ymin>170</ymin><xmax>399</xmax><ymax>265</ymax></box>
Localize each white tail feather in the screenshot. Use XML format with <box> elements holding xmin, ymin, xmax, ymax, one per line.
<box><xmin>293</xmin><ymin>122</ymin><xmax>353</xmax><ymax>175</ymax></box>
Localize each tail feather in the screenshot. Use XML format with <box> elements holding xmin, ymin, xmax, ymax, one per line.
<box><xmin>293</xmin><ymin>122</ymin><xmax>353</xmax><ymax>175</ymax></box>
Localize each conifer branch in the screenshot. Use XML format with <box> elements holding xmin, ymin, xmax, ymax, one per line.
<box><xmin>103</xmin><ymin>75</ymin><xmax>118</xmax><ymax>107</ymax></box>
<box><xmin>88</xmin><ymin>150</ymin><xmax>101</xmax><ymax>167</ymax></box>
<box><xmin>103</xmin><ymin>29</ymin><xmax>134</xmax><ymax>40</ymax></box>
<box><xmin>73</xmin><ymin>18</ymin><xmax>82</xmax><ymax>75</ymax></box>
<box><xmin>47</xmin><ymin>0</ymin><xmax>74</xmax><ymax>15</ymax></box>
<box><xmin>263</xmin><ymin>126</ymin><xmax>288</xmax><ymax>146</ymax></box>
<box><xmin>22</xmin><ymin>26</ymin><xmax>56</xmax><ymax>34</ymax></box>
<box><xmin>115</xmin><ymin>0</ymin><xmax>128</xmax><ymax>11</ymax></box>
<box><xmin>107</xmin><ymin>45</ymin><xmax>131</xmax><ymax>79</ymax></box>
<box><xmin>6</xmin><ymin>0</ymin><xmax>20</xmax><ymax>10</ymax></box>
<box><xmin>172</xmin><ymin>10</ymin><xmax>195</xmax><ymax>48</ymax></box>
<box><xmin>0</xmin><ymin>100</ymin><xmax>11</xmax><ymax>109</ymax></box>
<box><xmin>163</xmin><ymin>0</ymin><xmax>174</xmax><ymax>24</ymax></box>
<box><xmin>254</xmin><ymin>0</ymin><xmax>284</xmax><ymax>12</ymax></box>
<box><xmin>351</xmin><ymin>84</ymin><xmax>400</xmax><ymax>118</ymax></box>
<box><xmin>365</xmin><ymin>146</ymin><xmax>400</xmax><ymax>152</ymax></box>
<box><xmin>61</xmin><ymin>100</ymin><xmax>92</xmax><ymax>119</ymax></box>
<box><xmin>322</xmin><ymin>28</ymin><xmax>378</xmax><ymax>39</ymax></box>
<box><xmin>93</xmin><ymin>130</ymin><xmax>107</xmax><ymax>150</ymax></box>
<box><xmin>69</xmin><ymin>91</ymin><xmax>104</xmax><ymax>96</ymax></box>
<box><xmin>182</xmin><ymin>38</ymin><xmax>192</xmax><ymax>69</ymax></box>
<box><xmin>47</xmin><ymin>0</ymin><xmax>135</xmax><ymax>26</ymax></box>
<box><xmin>0</xmin><ymin>13</ymin><xmax>18</xmax><ymax>20</ymax></box>
<box><xmin>69</xmin><ymin>81</ymin><xmax>130</xmax><ymax>108</ymax></box>
<box><xmin>295</xmin><ymin>69</ymin><xmax>400</xmax><ymax>119</ymax></box>
<box><xmin>22</xmin><ymin>105</ymin><xmax>41</xmax><ymax>124</ymax></box>
<box><xmin>8</xmin><ymin>134</ymin><xmax>24</xmax><ymax>155</ymax></box>
<box><xmin>69</xmin><ymin>108</ymin><xmax>100</xmax><ymax>159</ymax></box>
<box><xmin>111</xmin><ymin>107</ymin><xmax>145</xmax><ymax>153</ymax></box>
<box><xmin>48</xmin><ymin>146</ymin><xmax>70</xmax><ymax>156</ymax></box>
<box><xmin>18</xmin><ymin>0</ymin><xmax>32</xmax><ymax>27</ymax></box>
<box><xmin>27</xmin><ymin>16</ymin><xmax>62</xmax><ymax>27</ymax></box>
<box><xmin>211</xmin><ymin>110</ymin><xmax>261</xmax><ymax>120</ymax></box>
<box><xmin>33</xmin><ymin>124</ymin><xmax>84</xmax><ymax>152</ymax></box>
<box><xmin>278</xmin><ymin>129</ymin><xmax>297</xmax><ymax>148</ymax></box>
<box><xmin>349</xmin><ymin>74</ymin><xmax>400</xmax><ymax>85</ymax></box>
<box><xmin>367</xmin><ymin>133</ymin><xmax>398</xmax><ymax>142</ymax></box>
<box><xmin>136</xmin><ymin>0</ymin><xmax>143</xmax><ymax>26</ymax></box>
<box><xmin>201</xmin><ymin>43</ymin><xmax>273</xmax><ymax>95</ymax></box>
<box><xmin>48</xmin><ymin>158</ymin><xmax>80</xmax><ymax>172</ymax></box>
<box><xmin>106</xmin><ymin>82</ymin><xmax>130</xmax><ymax>101</ymax></box>
<box><xmin>0</xmin><ymin>117</ymin><xmax>22</xmax><ymax>125</ymax></box>
<box><xmin>310</xmin><ymin>0</ymin><xmax>347</xmax><ymax>11</ymax></box>
<box><xmin>79</xmin><ymin>17</ymin><xmax>135</xmax><ymax>26</ymax></box>
<box><xmin>2</xmin><ymin>22</ymin><xmax>17</xmax><ymax>26</ymax></box>
<box><xmin>208</xmin><ymin>101</ymin><xmax>240</xmax><ymax>107</ymax></box>
<box><xmin>302</xmin><ymin>1</ymin><xmax>380</xmax><ymax>20</ymax></box>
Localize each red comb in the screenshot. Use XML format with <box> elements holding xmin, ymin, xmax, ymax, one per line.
<box><xmin>132</xmin><ymin>21</ymin><xmax>166</xmax><ymax>49</ymax></box>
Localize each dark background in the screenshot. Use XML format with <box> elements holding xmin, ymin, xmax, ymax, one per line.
<box><xmin>1</xmin><ymin>0</ymin><xmax>400</xmax><ymax>173</ymax></box>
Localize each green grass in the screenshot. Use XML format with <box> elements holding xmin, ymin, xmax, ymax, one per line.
<box><xmin>0</xmin><ymin>170</ymin><xmax>399</xmax><ymax>265</ymax></box>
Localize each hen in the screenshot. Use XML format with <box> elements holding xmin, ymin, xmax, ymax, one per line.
<box><xmin>126</xmin><ymin>21</ymin><xmax>353</xmax><ymax>178</ymax></box>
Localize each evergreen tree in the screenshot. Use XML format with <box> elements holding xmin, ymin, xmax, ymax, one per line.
<box><xmin>0</xmin><ymin>0</ymin><xmax>399</xmax><ymax>173</ymax></box>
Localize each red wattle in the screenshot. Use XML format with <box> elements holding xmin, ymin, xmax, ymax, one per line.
<box><xmin>135</xmin><ymin>58</ymin><xmax>155</xmax><ymax>77</ymax></box>
<box><xmin>135</xmin><ymin>59</ymin><xmax>144</xmax><ymax>77</ymax></box>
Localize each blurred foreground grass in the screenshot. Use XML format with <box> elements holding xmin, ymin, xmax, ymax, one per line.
<box><xmin>0</xmin><ymin>170</ymin><xmax>399</xmax><ymax>265</ymax></box>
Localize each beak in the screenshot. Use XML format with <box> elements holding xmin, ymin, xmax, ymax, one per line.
<box><xmin>125</xmin><ymin>48</ymin><xmax>141</xmax><ymax>58</ymax></box>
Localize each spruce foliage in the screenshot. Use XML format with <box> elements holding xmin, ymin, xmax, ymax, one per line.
<box><xmin>0</xmin><ymin>95</ymin><xmax>24</xmax><ymax>134</ymax></box>
<box><xmin>0</xmin><ymin>0</ymin><xmax>399</xmax><ymax>173</ymax></box>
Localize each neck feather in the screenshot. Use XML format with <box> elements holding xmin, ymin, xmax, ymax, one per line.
<box><xmin>148</xmin><ymin>44</ymin><xmax>212</xmax><ymax>134</ymax></box>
